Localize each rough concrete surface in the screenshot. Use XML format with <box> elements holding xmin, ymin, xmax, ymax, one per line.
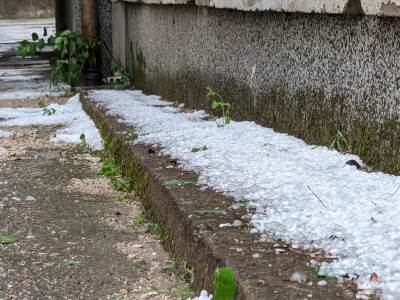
<box><xmin>121</xmin><ymin>0</ymin><xmax>400</xmax><ymax>16</ymax></box>
<box><xmin>0</xmin><ymin>124</ymin><xmax>191</xmax><ymax>300</ymax></box>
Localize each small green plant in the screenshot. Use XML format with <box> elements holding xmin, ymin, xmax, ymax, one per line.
<box><xmin>207</xmin><ymin>88</ymin><xmax>231</xmax><ymax>128</ymax></box>
<box><xmin>213</xmin><ymin>267</ymin><xmax>237</xmax><ymax>300</ymax></box>
<box><xmin>312</xmin><ymin>268</ymin><xmax>336</xmax><ymax>279</ymax></box>
<box><xmin>37</xmin><ymin>99</ymin><xmax>56</xmax><ymax>116</ymax></box>
<box><xmin>19</xmin><ymin>28</ymin><xmax>97</xmax><ymax>86</ymax></box>
<box><xmin>79</xmin><ymin>133</ymin><xmax>86</xmax><ymax>143</ymax></box>
<box><xmin>145</xmin><ymin>222</ymin><xmax>161</xmax><ymax>236</ymax></box>
<box><xmin>99</xmin><ymin>159</ymin><xmax>119</xmax><ymax>177</ymax></box>
<box><xmin>330</xmin><ymin>130</ymin><xmax>351</xmax><ymax>153</ymax></box>
<box><xmin>132</xmin><ymin>211</ymin><xmax>146</xmax><ymax>226</ymax></box>
<box><xmin>164</xmin><ymin>259</ymin><xmax>178</xmax><ymax>273</ymax></box>
<box><xmin>43</xmin><ymin>107</ymin><xmax>56</xmax><ymax>116</ymax></box>
<box><xmin>17</xmin><ymin>28</ymin><xmax>47</xmax><ymax>57</ymax></box>
<box><xmin>191</xmin><ymin>145</ymin><xmax>208</xmax><ymax>153</ymax></box>
<box><xmin>50</xmin><ymin>30</ymin><xmax>97</xmax><ymax>86</ymax></box>
<box><xmin>74</xmin><ymin>132</ymin><xmax>91</xmax><ymax>152</ymax></box>
<box><xmin>37</xmin><ymin>99</ymin><xmax>46</xmax><ymax>108</ymax></box>
<box><xmin>182</xmin><ymin>261</ymin><xmax>195</xmax><ymax>284</ymax></box>
<box><xmin>98</xmin><ymin>159</ymin><xmax>130</xmax><ymax>192</ymax></box>
<box><xmin>132</xmin><ymin>210</ymin><xmax>160</xmax><ymax>236</ymax></box>
<box><xmin>107</xmin><ymin>62</ymin><xmax>131</xmax><ymax>88</ymax></box>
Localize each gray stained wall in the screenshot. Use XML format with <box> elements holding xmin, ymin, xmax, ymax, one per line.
<box><xmin>121</xmin><ymin>3</ymin><xmax>400</xmax><ymax>174</ymax></box>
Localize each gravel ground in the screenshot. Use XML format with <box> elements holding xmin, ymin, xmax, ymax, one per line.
<box><xmin>0</xmin><ymin>116</ymin><xmax>191</xmax><ymax>300</ymax></box>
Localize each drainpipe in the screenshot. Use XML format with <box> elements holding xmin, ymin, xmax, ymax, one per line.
<box><xmin>55</xmin><ymin>0</ymin><xmax>66</xmax><ymax>32</ymax></box>
<box><xmin>81</xmin><ymin>0</ymin><xmax>102</xmax><ymax>85</ymax></box>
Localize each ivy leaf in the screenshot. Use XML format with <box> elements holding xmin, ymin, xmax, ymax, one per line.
<box><xmin>213</xmin><ymin>267</ymin><xmax>237</xmax><ymax>300</ymax></box>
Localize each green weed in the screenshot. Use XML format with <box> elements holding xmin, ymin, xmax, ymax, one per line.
<box><xmin>207</xmin><ymin>88</ymin><xmax>231</xmax><ymax>128</ymax></box>
<box><xmin>37</xmin><ymin>99</ymin><xmax>56</xmax><ymax>116</ymax></box>
<box><xmin>330</xmin><ymin>130</ymin><xmax>351</xmax><ymax>153</ymax></box>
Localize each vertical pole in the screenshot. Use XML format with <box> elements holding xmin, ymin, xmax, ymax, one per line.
<box><xmin>55</xmin><ymin>0</ymin><xmax>67</xmax><ymax>33</ymax></box>
<box><xmin>81</xmin><ymin>0</ymin><xmax>102</xmax><ymax>85</ymax></box>
<box><xmin>81</xmin><ymin>0</ymin><xmax>98</xmax><ymax>42</ymax></box>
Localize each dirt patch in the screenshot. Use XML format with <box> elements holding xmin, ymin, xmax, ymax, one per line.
<box><xmin>0</xmin><ymin>120</ymin><xmax>191</xmax><ymax>299</ymax></box>
<box><xmin>0</xmin><ymin>95</ymin><xmax>70</xmax><ymax>108</ymax></box>
<box><xmin>66</xmin><ymin>177</ymin><xmax>120</xmax><ymax>198</ymax></box>
<box><xmin>0</xmin><ymin>125</ymin><xmax>67</xmax><ymax>160</ymax></box>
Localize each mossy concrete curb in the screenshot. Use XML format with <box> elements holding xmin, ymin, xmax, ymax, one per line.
<box><xmin>80</xmin><ymin>90</ymin><xmax>357</xmax><ymax>300</ymax></box>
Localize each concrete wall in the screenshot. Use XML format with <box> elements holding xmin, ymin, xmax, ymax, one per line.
<box><xmin>121</xmin><ymin>3</ymin><xmax>400</xmax><ymax>174</ymax></box>
<box><xmin>122</xmin><ymin>0</ymin><xmax>400</xmax><ymax>16</ymax></box>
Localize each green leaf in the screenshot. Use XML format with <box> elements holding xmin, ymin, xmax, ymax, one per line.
<box><xmin>312</xmin><ymin>268</ymin><xmax>336</xmax><ymax>279</ymax></box>
<box><xmin>31</xmin><ymin>32</ymin><xmax>39</xmax><ymax>41</ymax></box>
<box><xmin>37</xmin><ymin>38</ymin><xmax>45</xmax><ymax>50</ymax></box>
<box><xmin>212</xmin><ymin>101</ymin><xmax>220</xmax><ymax>109</ymax></box>
<box><xmin>47</xmin><ymin>35</ymin><xmax>55</xmax><ymax>46</ymax></box>
<box><xmin>163</xmin><ymin>179</ymin><xmax>197</xmax><ymax>186</ymax></box>
<box><xmin>224</xmin><ymin>116</ymin><xmax>232</xmax><ymax>125</ymax></box>
<box><xmin>213</xmin><ymin>267</ymin><xmax>237</xmax><ymax>300</ymax></box>
<box><xmin>191</xmin><ymin>146</ymin><xmax>208</xmax><ymax>153</ymax></box>
<box><xmin>45</xmin><ymin>261</ymin><xmax>57</xmax><ymax>268</ymax></box>
<box><xmin>0</xmin><ymin>234</ymin><xmax>19</xmax><ymax>244</ymax></box>
<box><xmin>63</xmin><ymin>259</ymin><xmax>81</xmax><ymax>266</ymax></box>
<box><xmin>28</xmin><ymin>43</ymin><xmax>37</xmax><ymax>56</ymax></box>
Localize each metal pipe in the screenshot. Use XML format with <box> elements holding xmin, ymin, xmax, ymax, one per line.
<box><xmin>81</xmin><ymin>0</ymin><xmax>98</xmax><ymax>42</ymax></box>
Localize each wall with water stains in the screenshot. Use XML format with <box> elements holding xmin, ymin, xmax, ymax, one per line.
<box><xmin>117</xmin><ymin>3</ymin><xmax>400</xmax><ymax>173</ymax></box>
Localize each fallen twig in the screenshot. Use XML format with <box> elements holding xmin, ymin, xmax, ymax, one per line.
<box><xmin>307</xmin><ymin>185</ymin><xmax>328</xmax><ymax>209</ymax></box>
<box><xmin>384</xmin><ymin>183</ymin><xmax>400</xmax><ymax>201</ymax></box>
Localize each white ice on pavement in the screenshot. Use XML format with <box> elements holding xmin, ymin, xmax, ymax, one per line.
<box><xmin>0</xmin><ymin>94</ymin><xmax>102</xmax><ymax>149</ymax></box>
<box><xmin>0</xmin><ymin>18</ymin><xmax>55</xmax><ymax>57</ymax></box>
<box><xmin>0</xmin><ymin>86</ymin><xmax>69</xmax><ymax>100</ymax></box>
<box><xmin>89</xmin><ymin>89</ymin><xmax>400</xmax><ymax>299</ymax></box>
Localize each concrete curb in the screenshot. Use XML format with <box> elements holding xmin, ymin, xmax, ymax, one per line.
<box><xmin>80</xmin><ymin>90</ymin><xmax>357</xmax><ymax>299</ymax></box>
